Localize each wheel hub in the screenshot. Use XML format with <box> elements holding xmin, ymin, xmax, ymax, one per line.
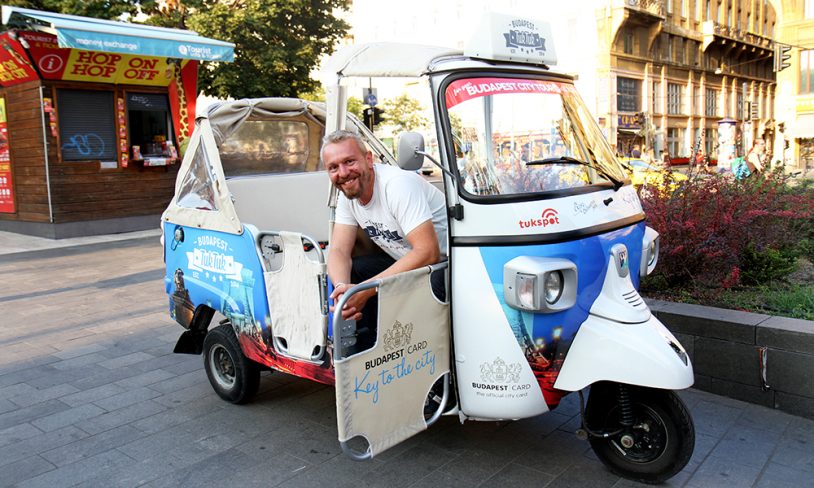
<box><xmin>210</xmin><ymin>344</ymin><xmax>236</xmax><ymax>389</ymax></box>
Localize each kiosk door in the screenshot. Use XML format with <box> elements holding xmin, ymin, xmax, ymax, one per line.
<box><xmin>333</xmin><ymin>265</ymin><xmax>450</xmax><ymax>459</ymax></box>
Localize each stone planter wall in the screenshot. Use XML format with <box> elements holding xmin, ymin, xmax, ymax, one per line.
<box><xmin>647</xmin><ymin>299</ymin><xmax>814</xmax><ymax>419</ymax></box>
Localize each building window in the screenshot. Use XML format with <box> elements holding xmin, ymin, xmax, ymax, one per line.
<box><xmin>652</xmin><ymin>81</ymin><xmax>660</xmax><ymax>113</ymax></box>
<box><xmin>807</xmin><ymin>0</ymin><xmax>814</xmax><ymax>19</ymax></box>
<box><xmin>681</xmin><ymin>0</ymin><xmax>687</xmax><ymax>17</ymax></box>
<box><xmin>127</xmin><ymin>92</ymin><xmax>174</xmax><ymax>159</ymax></box>
<box><xmin>667</xmin><ymin>128</ymin><xmax>681</xmax><ymax>157</ymax></box>
<box><xmin>57</xmin><ymin>89</ymin><xmax>117</xmax><ymax>162</ymax></box>
<box><xmin>665</xmin><ymin>34</ymin><xmax>673</xmax><ymax>62</ymax></box>
<box><xmin>737</xmin><ymin>92</ymin><xmax>744</xmax><ymax>120</ymax></box>
<box><xmin>667</xmin><ymin>83</ymin><xmax>682</xmax><ymax>115</ymax></box>
<box><xmin>705</xmin><ymin>88</ymin><xmax>718</xmax><ymax>116</ymax></box>
<box><xmin>624</xmin><ymin>31</ymin><xmax>634</xmax><ymax>55</ymax></box>
<box><xmin>667</xmin><ymin>0</ymin><xmax>673</xmax><ymax>14</ymax></box>
<box><xmin>617</xmin><ymin>77</ymin><xmax>640</xmax><ymax>112</ymax></box>
<box><xmin>705</xmin><ymin>128</ymin><xmax>717</xmax><ymax>157</ymax></box>
<box><xmin>801</xmin><ymin>50</ymin><xmax>814</xmax><ymax>94</ymax></box>
<box><xmin>706</xmin><ymin>0</ymin><xmax>711</xmax><ymax>21</ymax></box>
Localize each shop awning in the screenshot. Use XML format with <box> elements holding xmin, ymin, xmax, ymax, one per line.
<box><xmin>2</xmin><ymin>6</ymin><xmax>234</xmax><ymax>62</ymax></box>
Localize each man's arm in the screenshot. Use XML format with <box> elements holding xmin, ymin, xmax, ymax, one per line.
<box><xmin>328</xmin><ymin>220</ymin><xmax>440</xmax><ymax>321</ymax></box>
<box><xmin>368</xmin><ymin>220</ymin><xmax>440</xmax><ymax>280</ymax></box>
<box><xmin>327</xmin><ymin>222</ymin><xmax>363</xmax><ymax>321</ymax></box>
<box><xmin>327</xmin><ymin>222</ymin><xmax>357</xmax><ymax>288</ymax></box>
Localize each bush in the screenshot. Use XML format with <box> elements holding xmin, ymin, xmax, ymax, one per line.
<box><xmin>640</xmin><ymin>168</ymin><xmax>814</xmax><ymax>291</ymax></box>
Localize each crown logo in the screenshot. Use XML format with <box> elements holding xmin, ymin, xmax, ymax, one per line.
<box><xmin>480</xmin><ymin>357</ymin><xmax>522</xmax><ymax>383</ymax></box>
<box><xmin>383</xmin><ymin>320</ymin><xmax>413</xmax><ymax>351</ymax></box>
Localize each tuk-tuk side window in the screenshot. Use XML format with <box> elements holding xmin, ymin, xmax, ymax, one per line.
<box><xmin>219</xmin><ymin>120</ymin><xmax>319</xmax><ymax>177</ymax></box>
<box><xmin>444</xmin><ymin>77</ymin><xmax>626</xmax><ymax>198</ymax></box>
<box><xmin>177</xmin><ymin>143</ymin><xmax>218</xmax><ymax>211</ymax></box>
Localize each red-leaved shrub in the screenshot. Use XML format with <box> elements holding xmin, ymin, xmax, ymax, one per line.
<box><xmin>640</xmin><ymin>169</ymin><xmax>814</xmax><ymax>290</ymax></box>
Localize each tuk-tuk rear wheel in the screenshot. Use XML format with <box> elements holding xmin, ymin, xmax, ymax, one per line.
<box><xmin>203</xmin><ymin>324</ymin><xmax>260</xmax><ymax>404</ymax></box>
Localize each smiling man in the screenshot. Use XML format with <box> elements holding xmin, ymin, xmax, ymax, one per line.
<box><xmin>322</xmin><ymin>130</ymin><xmax>447</xmax><ymax>338</ymax></box>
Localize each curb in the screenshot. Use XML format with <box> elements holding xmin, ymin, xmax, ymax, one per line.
<box><xmin>647</xmin><ymin>298</ymin><xmax>814</xmax><ymax>420</ymax></box>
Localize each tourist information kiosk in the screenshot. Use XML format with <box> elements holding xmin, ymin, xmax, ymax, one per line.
<box><xmin>0</xmin><ymin>6</ymin><xmax>234</xmax><ymax>237</ymax></box>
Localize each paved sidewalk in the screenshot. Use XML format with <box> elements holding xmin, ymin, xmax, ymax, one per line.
<box><xmin>0</xmin><ymin>229</ymin><xmax>161</xmax><ymax>256</ymax></box>
<box><xmin>0</xmin><ymin>236</ymin><xmax>813</xmax><ymax>487</ymax></box>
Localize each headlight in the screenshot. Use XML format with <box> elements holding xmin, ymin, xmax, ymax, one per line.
<box><xmin>640</xmin><ymin>226</ymin><xmax>660</xmax><ymax>278</ymax></box>
<box><xmin>544</xmin><ymin>271</ymin><xmax>563</xmax><ymax>304</ymax></box>
<box><xmin>504</xmin><ymin>257</ymin><xmax>577</xmax><ymax>313</ymax></box>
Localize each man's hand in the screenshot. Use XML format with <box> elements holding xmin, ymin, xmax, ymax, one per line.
<box><xmin>330</xmin><ymin>283</ymin><xmax>376</xmax><ymax>322</ymax></box>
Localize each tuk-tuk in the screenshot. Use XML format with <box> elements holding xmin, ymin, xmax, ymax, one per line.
<box><xmin>162</xmin><ymin>13</ymin><xmax>694</xmax><ymax>484</ymax></box>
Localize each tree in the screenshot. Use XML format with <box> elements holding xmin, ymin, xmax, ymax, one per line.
<box><xmin>141</xmin><ymin>0</ymin><xmax>350</xmax><ymax>99</ymax></box>
<box><xmin>298</xmin><ymin>86</ymin><xmax>364</xmax><ymax>121</ymax></box>
<box><xmin>4</xmin><ymin>0</ymin><xmax>138</xmax><ymax>20</ymax></box>
<box><xmin>381</xmin><ymin>94</ymin><xmax>429</xmax><ymax>134</ymax></box>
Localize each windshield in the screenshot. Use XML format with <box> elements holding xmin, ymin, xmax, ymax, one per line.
<box><xmin>444</xmin><ymin>77</ymin><xmax>627</xmax><ymax>198</ymax></box>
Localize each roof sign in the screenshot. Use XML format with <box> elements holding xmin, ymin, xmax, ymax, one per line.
<box><xmin>464</xmin><ymin>12</ymin><xmax>557</xmax><ymax>67</ymax></box>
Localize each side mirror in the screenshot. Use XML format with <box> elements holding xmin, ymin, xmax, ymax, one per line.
<box><xmin>397</xmin><ymin>132</ymin><xmax>425</xmax><ymax>171</ymax></box>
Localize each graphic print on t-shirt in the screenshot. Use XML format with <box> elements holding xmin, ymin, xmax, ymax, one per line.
<box><xmin>363</xmin><ymin>220</ymin><xmax>404</xmax><ymax>246</ymax></box>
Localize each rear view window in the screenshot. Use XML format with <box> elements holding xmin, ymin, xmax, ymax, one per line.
<box><xmin>220</xmin><ymin>120</ymin><xmax>318</xmax><ymax>177</ymax></box>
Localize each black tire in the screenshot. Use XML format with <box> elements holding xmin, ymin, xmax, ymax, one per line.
<box><xmin>585</xmin><ymin>382</ymin><xmax>695</xmax><ymax>484</ymax></box>
<box><xmin>202</xmin><ymin>324</ymin><xmax>260</xmax><ymax>404</ymax></box>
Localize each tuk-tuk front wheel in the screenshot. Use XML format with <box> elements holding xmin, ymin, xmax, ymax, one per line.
<box><xmin>585</xmin><ymin>382</ymin><xmax>694</xmax><ymax>485</ymax></box>
<box><xmin>203</xmin><ymin>324</ymin><xmax>260</xmax><ymax>404</ymax></box>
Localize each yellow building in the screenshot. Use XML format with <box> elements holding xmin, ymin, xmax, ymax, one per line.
<box><xmin>597</xmin><ymin>0</ymin><xmax>776</xmax><ymax>163</ymax></box>
<box><xmin>773</xmin><ymin>0</ymin><xmax>814</xmax><ymax>171</ymax></box>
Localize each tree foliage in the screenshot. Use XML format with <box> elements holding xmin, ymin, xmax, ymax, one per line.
<box><xmin>13</xmin><ymin>0</ymin><xmax>350</xmax><ymax>99</ymax></box>
<box><xmin>140</xmin><ymin>0</ymin><xmax>350</xmax><ymax>99</ymax></box>
<box><xmin>4</xmin><ymin>0</ymin><xmax>138</xmax><ymax>20</ymax></box>
<box><xmin>382</xmin><ymin>94</ymin><xmax>429</xmax><ymax>134</ymax></box>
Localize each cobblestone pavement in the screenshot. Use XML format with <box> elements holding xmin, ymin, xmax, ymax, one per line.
<box><xmin>1</xmin><ymin>237</ymin><xmax>813</xmax><ymax>488</ymax></box>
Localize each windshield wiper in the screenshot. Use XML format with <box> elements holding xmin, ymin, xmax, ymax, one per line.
<box><xmin>525</xmin><ymin>156</ymin><xmax>624</xmax><ymax>191</ymax></box>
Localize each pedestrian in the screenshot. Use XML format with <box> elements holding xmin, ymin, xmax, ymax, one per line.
<box><xmin>631</xmin><ymin>144</ymin><xmax>642</xmax><ymax>159</ymax></box>
<box><xmin>745</xmin><ymin>139</ymin><xmax>767</xmax><ymax>176</ymax></box>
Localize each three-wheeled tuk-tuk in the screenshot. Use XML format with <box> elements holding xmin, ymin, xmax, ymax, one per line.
<box><xmin>162</xmin><ymin>14</ymin><xmax>695</xmax><ymax>484</ymax></box>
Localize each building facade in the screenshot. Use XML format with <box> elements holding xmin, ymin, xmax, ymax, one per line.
<box><xmin>595</xmin><ymin>0</ymin><xmax>776</xmax><ymax>163</ymax></box>
<box><xmin>773</xmin><ymin>0</ymin><xmax>814</xmax><ymax>171</ymax></box>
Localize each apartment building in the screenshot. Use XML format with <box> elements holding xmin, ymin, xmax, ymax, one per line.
<box><xmin>595</xmin><ymin>0</ymin><xmax>776</xmax><ymax>162</ymax></box>
<box><xmin>774</xmin><ymin>0</ymin><xmax>814</xmax><ymax>171</ymax></box>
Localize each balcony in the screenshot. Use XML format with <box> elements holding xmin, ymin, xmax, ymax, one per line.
<box><xmin>701</xmin><ymin>20</ymin><xmax>773</xmax><ymax>52</ymax></box>
<box><xmin>614</xmin><ymin>0</ymin><xmax>665</xmax><ymax>24</ymax></box>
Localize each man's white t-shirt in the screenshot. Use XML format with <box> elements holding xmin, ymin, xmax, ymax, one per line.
<box><xmin>335</xmin><ymin>164</ymin><xmax>448</xmax><ymax>260</ymax></box>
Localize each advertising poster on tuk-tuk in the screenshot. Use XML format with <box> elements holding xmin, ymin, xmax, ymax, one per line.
<box><xmin>0</xmin><ymin>97</ymin><xmax>15</xmax><ymax>213</ymax></box>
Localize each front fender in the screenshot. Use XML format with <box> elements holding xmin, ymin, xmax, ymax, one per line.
<box><xmin>554</xmin><ymin>314</ymin><xmax>694</xmax><ymax>391</ymax></box>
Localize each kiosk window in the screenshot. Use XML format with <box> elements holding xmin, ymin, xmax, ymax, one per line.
<box><xmin>57</xmin><ymin>89</ymin><xmax>116</xmax><ymax>162</ymax></box>
<box><xmin>127</xmin><ymin>92</ymin><xmax>174</xmax><ymax>157</ymax></box>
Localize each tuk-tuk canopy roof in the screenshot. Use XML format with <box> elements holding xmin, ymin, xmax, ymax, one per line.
<box><xmin>324</xmin><ymin>42</ymin><xmax>463</xmax><ymax>79</ymax></box>
<box><xmin>2</xmin><ymin>6</ymin><xmax>234</xmax><ymax>62</ymax></box>
<box><xmin>202</xmin><ymin>97</ymin><xmax>328</xmax><ymax>147</ymax></box>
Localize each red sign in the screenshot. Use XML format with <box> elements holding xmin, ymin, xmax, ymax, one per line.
<box><xmin>0</xmin><ymin>33</ymin><xmax>39</xmax><ymax>87</ymax></box>
<box><xmin>445</xmin><ymin>77</ymin><xmax>570</xmax><ymax>108</ymax></box>
<box><xmin>0</xmin><ymin>98</ymin><xmax>14</xmax><ymax>213</ymax></box>
<box><xmin>519</xmin><ymin>208</ymin><xmax>560</xmax><ymax>229</ymax></box>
